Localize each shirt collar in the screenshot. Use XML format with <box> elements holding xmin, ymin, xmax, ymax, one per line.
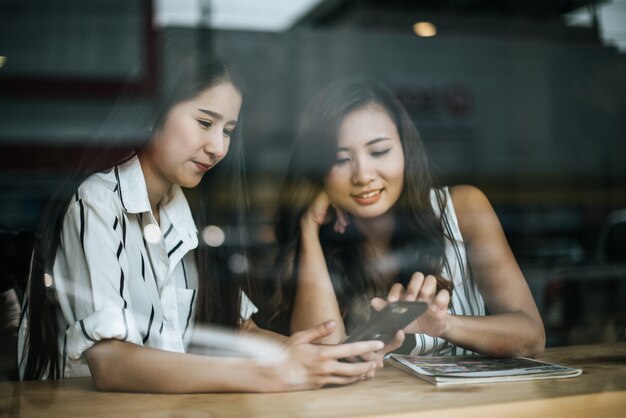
<box><xmin>115</xmin><ymin>155</ymin><xmax>198</xmax><ymax>248</ymax></box>
<box><xmin>161</xmin><ymin>185</ymin><xmax>199</xmax><ymax>249</ymax></box>
<box><xmin>114</xmin><ymin>154</ymin><xmax>151</xmax><ymax>214</ymax></box>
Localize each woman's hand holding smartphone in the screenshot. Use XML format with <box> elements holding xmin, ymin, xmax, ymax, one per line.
<box><xmin>371</xmin><ymin>273</ymin><xmax>451</xmax><ymax>338</ymax></box>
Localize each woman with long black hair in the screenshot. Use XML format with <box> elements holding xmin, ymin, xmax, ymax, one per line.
<box><xmin>270</xmin><ymin>77</ymin><xmax>545</xmax><ymax>358</ymax></box>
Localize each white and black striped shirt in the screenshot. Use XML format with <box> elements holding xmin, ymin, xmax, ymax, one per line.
<box><xmin>404</xmin><ymin>188</ymin><xmax>486</xmax><ymax>356</ymax></box>
<box><xmin>18</xmin><ymin>155</ymin><xmax>256</xmax><ymax>378</ymax></box>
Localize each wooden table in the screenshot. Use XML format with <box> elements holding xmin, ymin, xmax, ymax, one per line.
<box><xmin>2</xmin><ymin>342</ymin><xmax>625</xmax><ymax>418</ymax></box>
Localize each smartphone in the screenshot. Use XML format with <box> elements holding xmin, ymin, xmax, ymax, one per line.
<box><xmin>342</xmin><ymin>301</ymin><xmax>427</xmax><ymax>345</ymax></box>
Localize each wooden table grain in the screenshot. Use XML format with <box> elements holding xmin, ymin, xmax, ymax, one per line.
<box><xmin>2</xmin><ymin>342</ymin><xmax>625</xmax><ymax>418</ymax></box>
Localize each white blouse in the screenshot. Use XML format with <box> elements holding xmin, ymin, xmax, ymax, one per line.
<box><xmin>18</xmin><ymin>155</ymin><xmax>256</xmax><ymax>378</ymax></box>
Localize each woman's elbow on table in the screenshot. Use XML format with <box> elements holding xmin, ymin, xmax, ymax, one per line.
<box><xmin>529</xmin><ymin>325</ymin><xmax>547</xmax><ymax>358</ymax></box>
<box><xmin>85</xmin><ymin>339</ymin><xmax>126</xmax><ymax>392</ymax></box>
<box><xmin>518</xmin><ymin>315</ymin><xmax>546</xmax><ymax>358</ymax></box>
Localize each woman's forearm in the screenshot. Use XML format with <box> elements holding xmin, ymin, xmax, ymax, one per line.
<box><xmin>290</xmin><ymin>222</ymin><xmax>345</xmax><ymax>343</ymax></box>
<box><xmin>86</xmin><ymin>327</ymin><xmax>383</xmax><ymax>393</ymax></box>
<box><xmin>441</xmin><ymin>311</ymin><xmax>545</xmax><ymax>358</ymax></box>
<box><xmin>86</xmin><ymin>339</ymin><xmax>266</xmax><ymax>393</ymax></box>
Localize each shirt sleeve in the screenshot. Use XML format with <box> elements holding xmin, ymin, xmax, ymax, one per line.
<box><xmin>240</xmin><ymin>291</ymin><xmax>258</xmax><ymax>322</ymax></box>
<box><xmin>55</xmin><ymin>192</ymin><xmax>143</xmax><ymax>360</ymax></box>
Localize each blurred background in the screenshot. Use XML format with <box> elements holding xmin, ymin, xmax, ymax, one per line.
<box><xmin>1</xmin><ymin>0</ymin><xmax>625</xmax><ymax>369</ymax></box>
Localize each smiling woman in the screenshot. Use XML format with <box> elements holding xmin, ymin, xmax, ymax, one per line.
<box><xmin>269</xmin><ymin>77</ymin><xmax>545</xmax><ymax>359</ymax></box>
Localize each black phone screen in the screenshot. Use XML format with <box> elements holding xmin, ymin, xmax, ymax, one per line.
<box><xmin>343</xmin><ymin>301</ymin><xmax>427</xmax><ymax>344</ymax></box>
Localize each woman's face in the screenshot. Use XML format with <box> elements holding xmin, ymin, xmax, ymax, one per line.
<box><xmin>145</xmin><ymin>81</ymin><xmax>242</xmax><ymax>189</ymax></box>
<box><xmin>324</xmin><ymin>104</ymin><xmax>405</xmax><ymax>220</ymax></box>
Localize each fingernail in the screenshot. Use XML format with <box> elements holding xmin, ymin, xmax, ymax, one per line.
<box><xmin>374</xmin><ymin>341</ymin><xmax>385</xmax><ymax>350</ymax></box>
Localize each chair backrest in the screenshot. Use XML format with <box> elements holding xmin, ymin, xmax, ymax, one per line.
<box><xmin>0</xmin><ymin>229</ymin><xmax>35</xmax><ymax>303</ymax></box>
<box><xmin>597</xmin><ymin>209</ymin><xmax>626</xmax><ymax>263</ymax></box>
<box><xmin>0</xmin><ymin>229</ymin><xmax>35</xmax><ymax>381</ymax></box>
